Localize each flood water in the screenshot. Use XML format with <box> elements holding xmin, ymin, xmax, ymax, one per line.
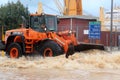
<box><xmin>0</xmin><ymin>50</ymin><xmax>120</xmax><ymax>80</ymax></box>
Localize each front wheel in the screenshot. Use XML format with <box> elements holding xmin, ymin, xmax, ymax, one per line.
<box><xmin>40</xmin><ymin>41</ymin><xmax>63</xmax><ymax>57</ymax></box>
<box><xmin>6</xmin><ymin>43</ymin><xmax>22</xmax><ymax>58</ymax></box>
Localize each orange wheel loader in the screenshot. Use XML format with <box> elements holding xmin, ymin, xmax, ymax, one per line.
<box><xmin>0</xmin><ymin>13</ymin><xmax>105</xmax><ymax>58</ymax></box>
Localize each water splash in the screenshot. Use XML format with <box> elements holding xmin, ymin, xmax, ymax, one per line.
<box><xmin>0</xmin><ymin>50</ymin><xmax>120</xmax><ymax>70</ymax></box>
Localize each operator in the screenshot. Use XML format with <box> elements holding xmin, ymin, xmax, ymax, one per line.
<box><xmin>41</xmin><ymin>24</ymin><xmax>47</xmax><ymax>31</ymax></box>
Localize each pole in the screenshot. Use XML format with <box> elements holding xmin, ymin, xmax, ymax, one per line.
<box><xmin>110</xmin><ymin>0</ymin><xmax>113</xmax><ymax>51</ymax></box>
<box><xmin>70</xmin><ymin>18</ymin><xmax>72</xmax><ymax>30</ymax></box>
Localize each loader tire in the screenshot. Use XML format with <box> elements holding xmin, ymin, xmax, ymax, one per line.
<box><xmin>40</xmin><ymin>41</ymin><xmax>63</xmax><ymax>57</ymax></box>
<box><xmin>6</xmin><ymin>43</ymin><xmax>22</xmax><ymax>58</ymax></box>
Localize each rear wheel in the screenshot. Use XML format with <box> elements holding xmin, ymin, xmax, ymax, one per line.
<box><xmin>40</xmin><ymin>41</ymin><xmax>63</xmax><ymax>57</ymax></box>
<box><xmin>6</xmin><ymin>43</ymin><xmax>22</xmax><ymax>58</ymax></box>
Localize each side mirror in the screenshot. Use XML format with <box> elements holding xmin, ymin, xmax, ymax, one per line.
<box><xmin>26</xmin><ymin>22</ymin><xmax>29</xmax><ymax>28</ymax></box>
<box><xmin>21</xmin><ymin>16</ymin><xmax>26</xmax><ymax>23</ymax></box>
<box><xmin>21</xmin><ymin>16</ymin><xmax>29</xmax><ymax>28</ymax></box>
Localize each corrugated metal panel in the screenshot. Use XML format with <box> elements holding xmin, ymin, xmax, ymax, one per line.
<box><xmin>58</xmin><ymin>17</ymin><xmax>120</xmax><ymax>47</ymax></box>
<box><xmin>58</xmin><ymin>18</ymin><xmax>95</xmax><ymax>43</ymax></box>
<box><xmin>58</xmin><ymin>18</ymin><xmax>70</xmax><ymax>31</ymax></box>
<box><xmin>100</xmin><ymin>31</ymin><xmax>120</xmax><ymax>46</ymax></box>
<box><xmin>73</xmin><ymin>19</ymin><xmax>89</xmax><ymax>42</ymax></box>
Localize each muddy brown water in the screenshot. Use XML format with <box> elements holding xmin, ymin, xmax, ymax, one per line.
<box><xmin>0</xmin><ymin>50</ymin><xmax>120</xmax><ymax>80</ymax></box>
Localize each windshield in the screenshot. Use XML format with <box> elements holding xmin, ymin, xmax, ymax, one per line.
<box><xmin>45</xmin><ymin>15</ymin><xmax>57</xmax><ymax>31</ymax></box>
<box><xmin>30</xmin><ymin>15</ymin><xmax>57</xmax><ymax>32</ymax></box>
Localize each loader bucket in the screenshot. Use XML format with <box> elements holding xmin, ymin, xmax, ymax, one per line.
<box><xmin>75</xmin><ymin>43</ymin><xmax>105</xmax><ymax>52</ymax></box>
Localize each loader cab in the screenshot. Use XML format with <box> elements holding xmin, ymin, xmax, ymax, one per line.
<box><xmin>30</xmin><ymin>14</ymin><xmax>57</xmax><ymax>32</ymax></box>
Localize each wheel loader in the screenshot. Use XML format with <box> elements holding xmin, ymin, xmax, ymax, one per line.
<box><xmin>0</xmin><ymin>13</ymin><xmax>104</xmax><ymax>58</ymax></box>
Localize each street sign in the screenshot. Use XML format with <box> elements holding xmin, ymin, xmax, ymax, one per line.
<box><xmin>89</xmin><ymin>21</ymin><xmax>101</xmax><ymax>39</ymax></box>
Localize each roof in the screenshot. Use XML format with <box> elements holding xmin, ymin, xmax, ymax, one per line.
<box><xmin>58</xmin><ymin>15</ymin><xmax>98</xmax><ymax>20</ymax></box>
